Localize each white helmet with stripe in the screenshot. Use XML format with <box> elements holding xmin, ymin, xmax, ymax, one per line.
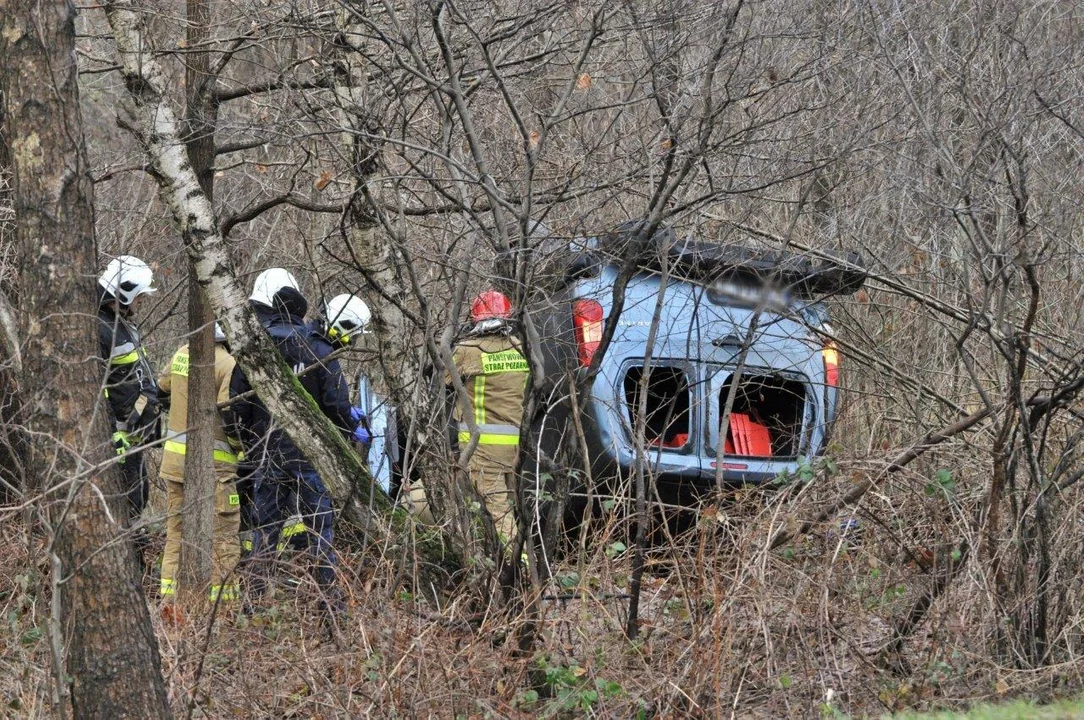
<box><xmin>99</xmin><ymin>255</ymin><xmax>157</xmax><ymax>306</ymax></box>
<box><xmin>323</xmin><ymin>294</ymin><xmax>370</xmax><ymax>345</ymax></box>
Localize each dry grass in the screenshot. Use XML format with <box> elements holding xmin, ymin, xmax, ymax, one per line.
<box><xmin>6</xmin><ymin>450</ymin><xmax>1084</xmax><ymax>719</ymax></box>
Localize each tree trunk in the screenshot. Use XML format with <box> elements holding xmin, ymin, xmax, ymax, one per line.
<box><xmin>0</xmin><ymin>1</ymin><xmax>171</xmax><ymax>716</ymax></box>
<box><xmin>0</xmin><ymin>89</ymin><xmax>26</xmax><ymax>505</ymax></box>
<box><xmin>103</xmin><ymin>0</ymin><xmax>458</xmax><ymax>583</ymax></box>
<box><xmin>330</xmin><ymin>11</ymin><xmax>417</xmax><ymax>404</ymax></box>
<box><xmin>178</xmin><ymin>0</ymin><xmax>218</xmax><ymax>603</ymax></box>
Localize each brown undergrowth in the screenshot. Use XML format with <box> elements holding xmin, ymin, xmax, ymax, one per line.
<box><xmin>5</xmin><ymin>454</ymin><xmax>1084</xmax><ymax>718</ymax></box>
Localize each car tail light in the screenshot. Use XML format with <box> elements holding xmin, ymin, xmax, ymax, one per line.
<box><xmin>822</xmin><ymin>342</ymin><xmax>839</xmax><ymax>387</ymax></box>
<box><xmin>572</xmin><ymin>299</ymin><xmax>604</xmax><ymax>367</ymax></box>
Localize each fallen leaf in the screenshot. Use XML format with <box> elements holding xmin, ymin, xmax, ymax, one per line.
<box><xmin>529</xmin><ymin>130</ymin><xmax>541</xmax><ymax>147</ymax></box>
<box><xmin>576</xmin><ymin>72</ymin><xmax>592</xmax><ymax>90</ymax></box>
<box><xmin>315</xmin><ymin>170</ymin><xmax>333</xmax><ymax>191</ymax></box>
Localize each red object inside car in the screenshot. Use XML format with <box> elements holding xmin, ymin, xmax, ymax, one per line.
<box><xmin>724</xmin><ymin>413</ymin><xmax>772</xmax><ymax>457</ymax></box>
<box><xmin>650</xmin><ymin>432</ymin><xmax>688</xmax><ymax>448</ymax></box>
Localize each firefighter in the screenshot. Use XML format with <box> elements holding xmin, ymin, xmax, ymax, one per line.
<box><xmin>248</xmin><ymin>266</ymin><xmax>301</xmax><ymax>326</ymax></box>
<box><xmin>238</xmin><ymin>266</ymin><xmax>302</xmax><ymax>551</ymax></box>
<box><xmin>412</xmin><ymin>290</ymin><xmax>529</xmax><ymax>545</ymax></box>
<box><xmin>268</xmin><ymin>293</ymin><xmax>375</xmax><ymax>554</ymax></box>
<box><xmin>228</xmin><ymin>287</ymin><xmax>366</xmax><ymax>618</ymax></box>
<box><xmin>97</xmin><ymin>255</ymin><xmax>161</xmax><ymax>524</ymax></box>
<box><xmin>319</xmin><ymin>294</ymin><xmax>397</xmax><ymax>495</ymax></box>
<box><xmin>316</xmin><ymin>293</ymin><xmax>372</xmax><ymax>453</ymax></box>
<box><xmin>157</xmin><ymin>323</ymin><xmax>243</xmax><ymax>604</ymax></box>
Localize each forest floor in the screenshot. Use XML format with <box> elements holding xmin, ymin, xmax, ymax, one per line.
<box><xmin>4</xmin><ymin>477</ymin><xmax>1084</xmax><ymax>717</ymax></box>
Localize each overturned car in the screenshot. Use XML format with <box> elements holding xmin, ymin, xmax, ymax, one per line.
<box><xmin>525</xmin><ymin>226</ymin><xmax>866</xmax><ymax>513</ymax></box>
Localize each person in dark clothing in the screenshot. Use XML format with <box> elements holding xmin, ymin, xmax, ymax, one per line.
<box><xmin>97</xmin><ymin>255</ymin><xmax>161</xmax><ymax>523</ymax></box>
<box><xmin>237</xmin><ymin>267</ymin><xmax>303</xmax><ymax>549</ymax></box>
<box><xmin>247</xmin><ymin>266</ymin><xmax>302</xmax><ymax>328</ymax></box>
<box><xmin>227</xmin><ymin>287</ymin><xmax>365</xmax><ymax>617</ymax></box>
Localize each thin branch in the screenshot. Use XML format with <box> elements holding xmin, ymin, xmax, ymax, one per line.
<box><xmin>213</xmin><ymin>76</ymin><xmax>336</xmax><ymax>104</ymax></box>
<box><xmin>220</xmin><ymin>193</ymin><xmax>346</xmax><ymax>237</ymax></box>
<box><xmin>91</xmin><ymin>164</ymin><xmax>148</xmax><ymax>183</ymax></box>
<box><xmin>215</xmin><ymin>138</ymin><xmax>270</xmax><ymax>156</ymax></box>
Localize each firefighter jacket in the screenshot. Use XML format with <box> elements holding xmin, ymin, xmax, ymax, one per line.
<box><xmin>98</xmin><ymin>305</ymin><xmax>159</xmax><ymax>436</ymax></box>
<box><xmin>158</xmin><ymin>342</ymin><xmax>241</xmax><ymax>482</ymax></box>
<box><xmin>227</xmin><ymin>308</ymin><xmax>357</xmax><ymax>474</ymax></box>
<box><xmin>251</xmin><ymin>300</ymin><xmax>276</xmax><ymax>328</ymax></box>
<box><xmin>447</xmin><ymin>332</ymin><xmax>529</xmax><ymax>472</ymax></box>
<box><xmin>237</xmin><ymin>301</ymin><xmax>277</xmax><ymax>477</ymax></box>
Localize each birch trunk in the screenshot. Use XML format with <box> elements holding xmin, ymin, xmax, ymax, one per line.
<box><xmin>331</xmin><ymin>9</ymin><xmax>419</xmax><ymax>408</ymax></box>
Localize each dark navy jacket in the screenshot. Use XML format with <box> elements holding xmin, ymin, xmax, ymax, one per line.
<box><xmin>228</xmin><ymin>308</ymin><xmax>355</xmax><ymax>474</ymax></box>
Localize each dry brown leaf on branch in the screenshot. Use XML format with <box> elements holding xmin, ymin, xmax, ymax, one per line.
<box><xmin>315</xmin><ymin>170</ymin><xmax>333</xmax><ymax>191</ymax></box>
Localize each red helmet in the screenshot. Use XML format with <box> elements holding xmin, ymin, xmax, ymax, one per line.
<box><xmin>470</xmin><ymin>290</ymin><xmax>512</xmax><ymax>322</ymax></box>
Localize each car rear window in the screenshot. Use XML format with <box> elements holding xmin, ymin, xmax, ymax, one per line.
<box><xmin>623</xmin><ymin>366</ymin><xmax>693</xmax><ymax>449</ymax></box>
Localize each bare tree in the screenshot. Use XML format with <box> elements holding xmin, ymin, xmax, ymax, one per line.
<box><xmin>0</xmin><ymin>0</ymin><xmax>170</xmax><ymax>715</ymax></box>
<box><xmin>174</xmin><ymin>0</ymin><xmax>219</xmax><ymax>604</ymax></box>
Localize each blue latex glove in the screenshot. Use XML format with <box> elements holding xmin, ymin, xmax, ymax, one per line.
<box><xmin>350</xmin><ymin>406</ymin><xmax>366</xmax><ymax>424</ymax></box>
<box><xmin>351</xmin><ymin>425</ymin><xmax>371</xmax><ymax>444</ymax></box>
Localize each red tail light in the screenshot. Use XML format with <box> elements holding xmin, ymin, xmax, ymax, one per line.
<box><xmin>572</xmin><ymin>299</ymin><xmax>604</xmax><ymax>367</ymax></box>
<box><xmin>822</xmin><ymin>342</ymin><xmax>839</xmax><ymax>387</ymax></box>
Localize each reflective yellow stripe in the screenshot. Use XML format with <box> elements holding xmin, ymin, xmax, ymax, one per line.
<box><xmin>110</xmin><ymin>351</ymin><xmax>139</xmax><ymax>366</ymax></box>
<box><xmin>209</xmin><ymin>584</ymin><xmax>239</xmax><ymax>602</ymax></box>
<box><xmin>160</xmin><ymin>578</ymin><xmax>176</xmax><ymax>596</ymax></box>
<box><xmin>474</xmin><ymin>375</ymin><xmax>486</xmax><ymax>426</ymax></box>
<box><xmin>277</xmin><ymin>521</ymin><xmax>308</xmax><ymax>552</ymax></box>
<box><xmin>458</xmin><ymin>431</ymin><xmax>520</xmax><ymax>446</ymax></box>
<box><xmin>163</xmin><ymin>439</ymin><xmax>238</xmax><ymax>464</ymax></box>
<box><xmin>213</xmin><ymin>449</ymin><xmax>237</xmax><ymax>463</ymax></box>
<box><xmin>281</xmin><ymin>521</ymin><xmax>306</xmax><ymax>539</ymax></box>
<box><xmin>228</xmin><ymin>494</ymin><xmax>240</xmax><ymax>506</ymax></box>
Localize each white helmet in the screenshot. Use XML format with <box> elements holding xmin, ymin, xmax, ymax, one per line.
<box><xmin>99</xmin><ymin>255</ymin><xmax>157</xmax><ymax>306</ymax></box>
<box><xmin>249</xmin><ymin>267</ymin><xmax>300</xmax><ymax>307</ymax></box>
<box><xmin>324</xmin><ymin>294</ymin><xmax>370</xmax><ymax>344</ymax></box>
<box><xmin>214</xmin><ymin>322</ymin><xmax>227</xmax><ymax>343</ymax></box>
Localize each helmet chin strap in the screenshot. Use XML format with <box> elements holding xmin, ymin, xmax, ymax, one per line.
<box><xmin>102</xmin><ymin>294</ymin><xmax>133</xmax><ymax>316</ymax></box>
